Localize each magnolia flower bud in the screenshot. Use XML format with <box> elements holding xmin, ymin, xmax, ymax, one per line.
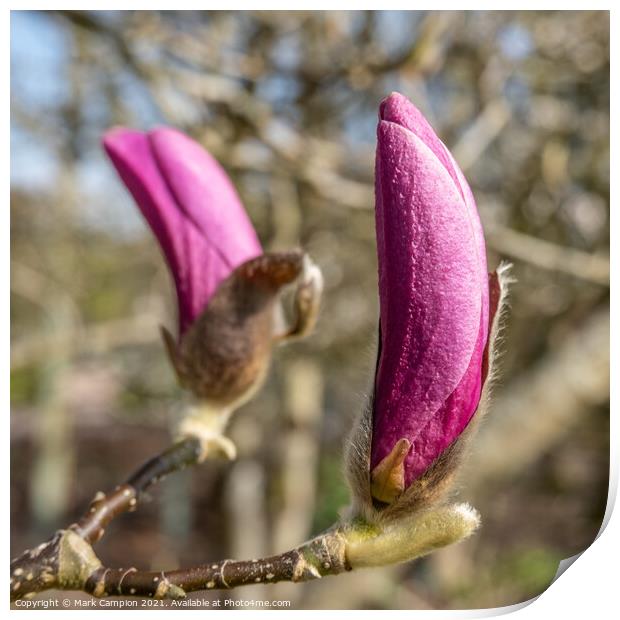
<box><xmin>103</xmin><ymin>127</ymin><xmax>322</xmax><ymax>449</ymax></box>
<box><xmin>346</xmin><ymin>93</ymin><xmax>509</xmax><ymax>523</ymax></box>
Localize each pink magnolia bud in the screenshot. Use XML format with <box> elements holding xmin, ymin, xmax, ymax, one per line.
<box><xmin>372</xmin><ymin>92</ymin><xmax>491</xmax><ymax>490</ymax></box>
<box><xmin>103</xmin><ymin>128</ymin><xmax>319</xmax><ymax>407</ymax></box>
<box><xmin>346</xmin><ymin>93</ymin><xmax>507</xmax><ymax>513</ymax></box>
<box><xmin>102</xmin><ymin>127</ymin><xmax>262</xmax><ymax>337</ymax></box>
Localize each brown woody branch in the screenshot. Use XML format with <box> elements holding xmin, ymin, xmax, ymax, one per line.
<box><xmin>10</xmin><ymin>433</ymin><xmax>480</xmax><ymax>602</ymax></box>
<box><xmin>9</xmin><ymin>427</ymin><xmax>482</xmax><ymax>604</ymax></box>
<box><xmin>9</xmin><ymin>433</ymin><xmax>351</xmax><ymax>603</ymax></box>
<box><xmin>10</xmin><ymin>437</ymin><xmax>202</xmax><ymax>600</ymax></box>
<box><xmin>81</xmin><ymin>532</ymin><xmax>349</xmax><ymax>599</ymax></box>
<box><xmin>10</xmin><ymin>443</ymin><xmax>349</xmax><ymax>601</ymax></box>
<box><xmin>72</xmin><ymin>437</ymin><xmax>203</xmax><ymax>545</ymax></box>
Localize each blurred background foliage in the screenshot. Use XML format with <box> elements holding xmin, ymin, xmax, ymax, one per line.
<box><xmin>10</xmin><ymin>10</ymin><xmax>609</xmax><ymax>610</ymax></box>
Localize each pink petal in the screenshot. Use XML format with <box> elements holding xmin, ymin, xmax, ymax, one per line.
<box><xmin>372</xmin><ymin>119</ymin><xmax>483</xmax><ymax>484</ymax></box>
<box><xmin>381</xmin><ymin>93</ymin><xmax>488</xmax><ymax>302</ymax></box>
<box><xmin>380</xmin><ymin>92</ymin><xmax>465</xmax><ymax>203</ymax></box>
<box><xmin>406</xmin><ymin>313</ymin><xmax>487</xmax><ymax>481</ymax></box>
<box><xmin>103</xmin><ymin>128</ymin><xmax>262</xmax><ymax>336</ymax></box>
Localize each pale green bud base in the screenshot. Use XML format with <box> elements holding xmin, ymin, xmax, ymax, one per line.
<box><xmin>342</xmin><ymin>502</ymin><xmax>480</xmax><ymax>569</ymax></box>
<box><xmin>176</xmin><ymin>402</ymin><xmax>236</xmax><ymax>461</ymax></box>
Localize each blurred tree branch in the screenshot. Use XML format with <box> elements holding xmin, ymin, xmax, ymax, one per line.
<box><xmin>11</xmin><ymin>313</ymin><xmax>161</xmax><ymax>369</ymax></box>
<box><xmin>467</xmin><ymin>307</ymin><xmax>609</xmax><ymax>488</ymax></box>
<box><xmin>485</xmin><ymin>224</ymin><xmax>609</xmax><ymax>286</ymax></box>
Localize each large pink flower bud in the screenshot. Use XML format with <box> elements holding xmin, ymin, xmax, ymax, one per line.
<box><xmin>347</xmin><ymin>93</ymin><xmax>507</xmax><ymax>514</ymax></box>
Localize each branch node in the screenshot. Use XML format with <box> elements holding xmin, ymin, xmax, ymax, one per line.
<box><xmin>58</xmin><ymin>530</ymin><xmax>102</xmax><ymax>590</ymax></box>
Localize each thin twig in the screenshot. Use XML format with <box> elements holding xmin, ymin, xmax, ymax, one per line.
<box><xmin>73</xmin><ymin>438</ymin><xmax>203</xmax><ymax>545</ymax></box>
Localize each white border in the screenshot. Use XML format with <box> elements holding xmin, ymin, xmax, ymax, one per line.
<box><xmin>5</xmin><ymin>5</ymin><xmax>615</xmax><ymax>618</ymax></box>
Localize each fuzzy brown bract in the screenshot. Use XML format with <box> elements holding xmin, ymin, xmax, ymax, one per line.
<box><xmin>163</xmin><ymin>251</ymin><xmax>305</xmax><ymax>407</ymax></box>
